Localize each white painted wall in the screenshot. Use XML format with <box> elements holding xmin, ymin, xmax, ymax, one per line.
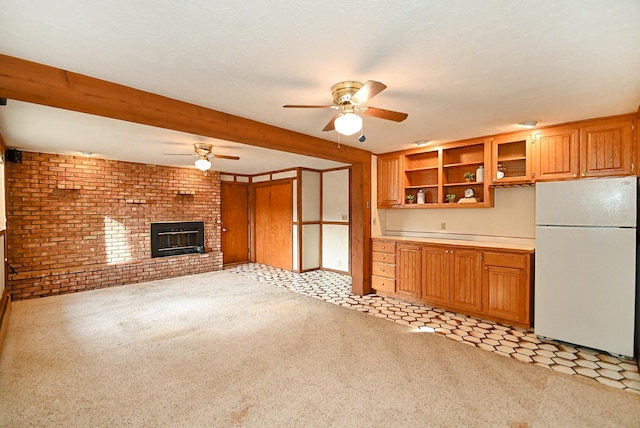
<box><xmin>372</xmin><ymin>155</ymin><xmax>536</xmax><ymax>239</ymax></box>
<box><xmin>322</xmin><ymin>169</ymin><xmax>349</xmax><ymax>222</ymax></box>
<box><xmin>322</xmin><ymin>224</ymin><xmax>349</xmax><ymax>271</ymax></box>
<box><xmin>0</xmin><ymin>159</ymin><xmax>4</xmax><ymax>297</ymax></box>
<box><xmin>322</xmin><ymin>169</ymin><xmax>350</xmax><ymax>272</ymax></box>
<box><xmin>0</xmin><ymin>158</ymin><xmax>4</xmax><ymax>231</ymax></box>
<box><xmin>0</xmin><ymin>236</ymin><xmax>4</xmax><ymax>297</ymax></box>
<box><xmin>302</xmin><ymin>170</ymin><xmax>321</xmax><ymax>222</ymax></box>
<box><xmin>302</xmin><ymin>224</ymin><xmax>320</xmax><ymax>270</ymax></box>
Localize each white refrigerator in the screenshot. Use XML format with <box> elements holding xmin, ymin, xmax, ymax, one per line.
<box><xmin>535</xmin><ymin>176</ymin><xmax>637</xmax><ymax>357</ymax></box>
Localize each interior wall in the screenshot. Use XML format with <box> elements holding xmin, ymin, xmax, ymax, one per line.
<box><xmin>301</xmin><ymin>170</ymin><xmax>321</xmax><ymax>222</ymax></box>
<box><xmin>6</xmin><ymin>151</ymin><xmax>223</xmax><ymax>299</ymax></box>
<box><xmin>372</xmin><ymin>155</ymin><xmax>536</xmax><ymax>239</ymax></box>
<box><xmin>0</xmin><ymin>155</ymin><xmax>5</xmax><ymax>298</ymax></box>
<box><xmin>301</xmin><ymin>170</ymin><xmax>321</xmax><ymax>270</ymax></box>
<box><xmin>0</xmin><ymin>235</ymin><xmax>4</xmax><ymax>297</ymax></box>
<box><xmin>322</xmin><ymin>169</ymin><xmax>350</xmax><ymax>272</ymax></box>
<box><xmin>322</xmin><ymin>224</ymin><xmax>349</xmax><ymax>271</ymax></box>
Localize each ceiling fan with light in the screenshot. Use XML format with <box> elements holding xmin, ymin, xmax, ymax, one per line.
<box><xmin>283</xmin><ymin>80</ymin><xmax>408</xmax><ymax>137</ymax></box>
<box><xmin>164</xmin><ymin>143</ymin><xmax>239</xmax><ymax>173</ymax></box>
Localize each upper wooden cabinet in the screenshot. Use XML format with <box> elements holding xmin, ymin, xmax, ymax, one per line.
<box><xmin>403</xmin><ymin>150</ymin><xmax>440</xmax><ymax>206</ymax></box>
<box><xmin>441</xmin><ymin>141</ymin><xmax>492</xmax><ymax>206</ymax></box>
<box><xmin>492</xmin><ymin>132</ymin><xmax>532</xmax><ymax>184</ymax></box>
<box><xmin>377</xmin><ymin>154</ymin><xmax>403</xmax><ymax>207</ymax></box>
<box><xmin>532</xmin><ymin>126</ymin><xmax>580</xmax><ymax>181</ymax></box>
<box><xmin>377</xmin><ymin>139</ymin><xmax>493</xmax><ymax>208</ymax></box>
<box><xmin>580</xmin><ymin>118</ymin><xmax>634</xmax><ymax>178</ymax></box>
<box><xmin>379</xmin><ymin>113</ymin><xmax>637</xmax><ymax>201</ymax></box>
<box><xmin>532</xmin><ymin>118</ymin><xmax>635</xmax><ymax>181</ymax></box>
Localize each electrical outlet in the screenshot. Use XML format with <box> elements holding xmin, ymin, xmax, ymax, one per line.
<box><xmin>440</xmin><ymin>222</ymin><xmax>446</xmax><ymax>230</ymax></box>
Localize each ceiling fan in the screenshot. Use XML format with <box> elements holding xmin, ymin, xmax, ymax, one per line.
<box><xmin>164</xmin><ymin>143</ymin><xmax>239</xmax><ymax>172</ymax></box>
<box><xmin>283</xmin><ymin>80</ymin><xmax>408</xmax><ymax>136</ymax></box>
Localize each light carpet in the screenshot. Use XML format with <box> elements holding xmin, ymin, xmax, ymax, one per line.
<box><xmin>1</xmin><ymin>271</ymin><xmax>639</xmax><ymax>427</ymax></box>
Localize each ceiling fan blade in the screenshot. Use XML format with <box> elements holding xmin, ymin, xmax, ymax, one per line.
<box><xmin>322</xmin><ymin>113</ymin><xmax>339</xmax><ymax>132</ymax></box>
<box><xmin>350</xmin><ymin>80</ymin><xmax>387</xmax><ymax>105</ymax></box>
<box><xmin>212</xmin><ymin>154</ymin><xmax>240</xmax><ymax>160</ymax></box>
<box><xmin>163</xmin><ymin>153</ymin><xmax>196</xmax><ymax>156</ymax></box>
<box><xmin>283</xmin><ymin>104</ymin><xmax>335</xmax><ymax>109</ymax></box>
<box><xmin>361</xmin><ymin>106</ymin><xmax>408</xmax><ymax>122</ymax></box>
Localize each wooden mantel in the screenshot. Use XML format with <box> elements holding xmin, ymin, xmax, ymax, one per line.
<box><xmin>0</xmin><ymin>54</ymin><xmax>372</xmax><ymax>295</ymax></box>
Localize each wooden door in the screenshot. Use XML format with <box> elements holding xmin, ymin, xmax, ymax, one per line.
<box><xmin>269</xmin><ymin>181</ymin><xmax>293</xmax><ymax>270</ymax></box>
<box><xmin>422</xmin><ymin>246</ymin><xmax>449</xmax><ymax>306</ymax></box>
<box><xmin>254</xmin><ymin>181</ymin><xmax>292</xmax><ymax>270</ymax></box>
<box><xmin>449</xmin><ymin>249</ymin><xmax>482</xmax><ymax>313</ymax></box>
<box><xmin>221</xmin><ymin>182</ymin><xmax>249</xmax><ymax>265</ymax></box>
<box><xmin>254</xmin><ymin>185</ymin><xmax>271</xmax><ymax>265</ymax></box>
<box><xmin>377</xmin><ymin>154</ymin><xmax>403</xmax><ymax>207</ymax></box>
<box><xmin>580</xmin><ymin>119</ymin><xmax>634</xmax><ymax>178</ymax></box>
<box><xmin>396</xmin><ymin>244</ymin><xmax>422</xmax><ymax>299</ymax></box>
<box><xmin>533</xmin><ymin>127</ymin><xmax>579</xmax><ymax>181</ymax></box>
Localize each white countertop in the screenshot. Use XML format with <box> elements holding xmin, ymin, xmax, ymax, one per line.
<box><xmin>373</xmin><ymin>234</ymin><xmax>535</xmax><ymax>252</ymax></box>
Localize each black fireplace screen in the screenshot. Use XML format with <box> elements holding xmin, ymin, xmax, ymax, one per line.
<box><xmin>151</xmin><ymin>221</ymin><xmax>205</xmax><ymax>258</ymax></box>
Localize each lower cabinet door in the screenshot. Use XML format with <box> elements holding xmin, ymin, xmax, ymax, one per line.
<box><xmin>483</xmin><ymin>264</ymin><xmax>527</xmax><ymax>324</ymax></box>
<box><xmin>422</xmin><ymin>246</ymin><xmax>449</xmax><ymax>306</ymax></box>
<box><xmin>449</xmin><ymin>249</ymin><xmax>483</xmax><ymax>313</ymax></box>
<box><xmin>396</xmin><ymin>244</ymin><xmax>422</xmax><ymax>299</ymax></box>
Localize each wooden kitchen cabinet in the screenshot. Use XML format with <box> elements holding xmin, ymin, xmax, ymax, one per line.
<box><xmin>371</xmin><ymin>240</ymin><xmax>396</xmax><ymax>294</ymax></box>
<box><xmin>482</xmin><ymin>251</ymin><xmax>532</xmax><ymax>326</ymax></box>
<box><xmin>377</xmin><ymin>139</ymin><xmax>493</xmax><ymax>208</ymax></box>
<box><xmin>403</xmin><ymin>150</ymin><xmax>439</xmax><ymax>205</ymax></box>
<box><xmin>377</xmin><ymin>154</ymin><xmax>403</xmax><ymax>207</ymax></box>
<box><xmin>422</xmin><ymin>246</ymin><xmax>482</xmax><ymax>314</ymax></box>
<box><xmin>492</xmin><ymin>132</ymin><xmax>533</xmax><ymax>184</ymax></box>
<box><xmin>422</xmin><ymin>246</ymin><xmax>449</xmax><ymax>306</ymax></box>
<box><xmin>396</xmin><ymin>243</ymin><xmax>422</xmax><ymax>299</ymax></box>
<box><xmin>449</xmin><ymin>248</ymin><xmax>483</xmax><ymax>313</ymax></box>
<box><xmin>371</xmin><ymin>238</ymin><xmax>534</xmax><ymax>327</ymax></box>
<box><xmin>532</xmin><ymin>126</ymin><xmax>580</xmax><ymax>181</ymax></box>
<box><xmin>441</xmin><ymin>140</ymin><xmax>491</xmax><ymax>206</ymax></box>
<box><xmin>580</xmin><ymin>118</ymin><xmax>634</xmax><ymax>178</ymax></box>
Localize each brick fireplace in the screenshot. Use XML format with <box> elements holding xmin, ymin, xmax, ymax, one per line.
<box><xmin>6</xmin><ymin>152</ymin><xmax>223</xmax><ymax>299</ymax></box>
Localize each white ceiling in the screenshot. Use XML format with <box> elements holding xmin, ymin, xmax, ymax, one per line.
<box><xmin>1</xmin><ymin>1</ymin><xmax>639</xmax><ymax>174</ymax></box>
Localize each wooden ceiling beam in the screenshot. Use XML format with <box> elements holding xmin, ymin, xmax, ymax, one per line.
<box><xmin>0</xmin><ymin>54</ymin><xmax>371</xmax><ymax>165</ymax></box>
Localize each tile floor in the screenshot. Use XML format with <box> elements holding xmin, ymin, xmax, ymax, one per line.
<box><xmin>228</xmin><ymin>263</ymin><xmax>640</xmax><ymax>394</ymax></box>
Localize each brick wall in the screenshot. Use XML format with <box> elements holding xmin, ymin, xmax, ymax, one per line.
<box><xmin>7</xmin><ymin>152</ymin><xmax>223</xmax><ymax>299</ymax></box>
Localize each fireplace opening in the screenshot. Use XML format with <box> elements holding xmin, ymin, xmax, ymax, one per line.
<box><xmin>151</xmin><ymin>221</ymin><xmax>205</xmax><ymax>258</ymax></box>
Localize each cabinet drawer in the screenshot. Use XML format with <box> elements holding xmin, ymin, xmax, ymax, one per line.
<box><xmin>372</xmin><ymin>275</ymin><xmax>396</xmax><ymax>293</ymax></box>
<box><xmin>372</xmin><ymin>252</ymin><xmax>396</xmax><ymax>264</ymax></box>
<box><xmin>372</xmin><ymin>262</ymin><xmax>395</xmax><ymax>279</ymax></box>
<box><xmin>372</xmin><ymin>241</ymin><xmax>396</xmax><ymax>254</ymax></box>
<box><xmin>484</xmin><ymin>252</ymin><xmax>527</xmax><ymax>269</ymax></box>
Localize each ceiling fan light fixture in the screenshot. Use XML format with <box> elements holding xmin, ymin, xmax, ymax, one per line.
<box><xmin>195</xmin><ymin>157</ymin><xmax>211</xmax><ymax>171</ymax></box>
<box><xmin>334</xmin><ymin>112</ymin><xmax>362</xmax><ymax>136</ymax></box>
